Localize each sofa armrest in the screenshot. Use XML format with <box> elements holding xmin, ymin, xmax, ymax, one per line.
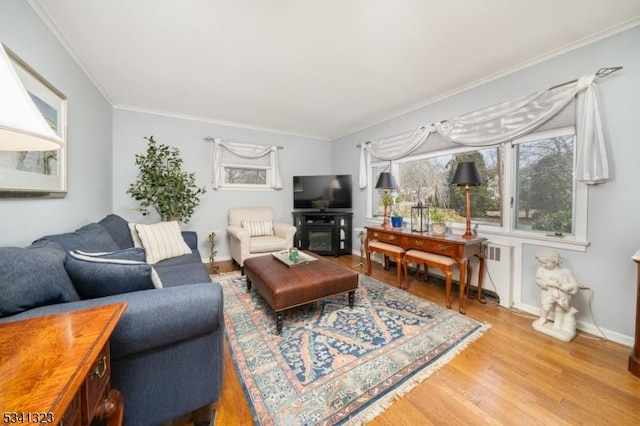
<box><xmin>0</xmin><ymin>283</ymin><xmax>224</xmax><ymax>359</ymax></box>
<box><xmin>109</xmin><ymin>283</ymin><xmax>223</xmax><ymax>358</ymax></box>
<box><xmin>181</xmin><ymin>231</ymin><xmax>198</xmax><ymax>249</ymax></box>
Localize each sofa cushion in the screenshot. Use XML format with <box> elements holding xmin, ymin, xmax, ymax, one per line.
<box><xmin>98</xmin><ymin>214</ymin><xmax>134</xmax><ymax>249</ymax></box>
<box><xmin>37</xmin><ymin>222</ymin><xmax>120</xmax><ymax>253</ymax></box>
<box><xmin>135</xmin><ymin>221</ymin><xmax>192</xmax><ymax>264</ymax></box>
<box><xmin>242</xmin><ymin>220</ymin><xmax>274</xmax><ymax>237</ymax></box>
<box><xmin>65</xmin><ymin>250</ymin><xmax>162</xmax><ymax>299</ymax></box>
<box><xmin>154</xmin><ymin>261</ymin><xmax>212</xmax><ymax>287</ymax></box>
<box><xmin>0</xmin><ymin>242</ymin><xmax>75</xmax><ymax>317</ymax></box>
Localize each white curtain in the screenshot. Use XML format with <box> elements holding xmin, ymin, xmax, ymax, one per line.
<box><xmin>210</xmin><ymin>138</ymin><xmax>282</xmax><ymax>189</ymax></box>
<box><xmin>359</xmin><ymin>74</ymin><xmax>609</xmax><ymax>188</ymax></box>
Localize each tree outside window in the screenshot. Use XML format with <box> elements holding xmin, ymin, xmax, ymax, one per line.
<box><xmin>514</xmin><ymin>130</ymin><xmax>575</xmax><ymax>235</ymax></box>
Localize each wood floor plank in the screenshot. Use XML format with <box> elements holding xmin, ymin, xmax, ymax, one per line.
<box><xmin>209</xmin><ymin>256</ymin><xmax>640</xmax><ymax>426</ymax></box>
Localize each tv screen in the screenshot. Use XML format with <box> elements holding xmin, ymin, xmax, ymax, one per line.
<box><xmin>293</xmin><ymin>174</ymin><xmax>352</xmax><ymax>210</ymax></box>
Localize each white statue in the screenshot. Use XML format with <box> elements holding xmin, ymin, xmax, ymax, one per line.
<box><xmin>532</xmin><ymin>250</ymin><xmax>581</xmax><ymax>342</ymax></box>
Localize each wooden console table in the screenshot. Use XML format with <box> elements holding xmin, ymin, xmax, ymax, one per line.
<box><xmin>365</xmin><ymin>226</ymin><xmax>487</xmax><ymax>313</ymax></box>
<box><xmin>0</xmin><ymin>303</ymin><xmax>126</xmax><ymax>426</ymax></box>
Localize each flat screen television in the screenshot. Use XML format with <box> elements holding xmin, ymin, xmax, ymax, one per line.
<box><xmin>293</xmin><ymin>174</ymin><xmax>352</xmax><ymax>210</ymax></box>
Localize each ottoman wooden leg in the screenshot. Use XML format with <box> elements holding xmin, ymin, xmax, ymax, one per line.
<box><xmin>276</xmin><ymin>313</ymin><xmax>283</xmax><ymax>334</ymax></box>
<box><xmin>246</xmin><ymin>277</ymin><xmax>252</xmax><ymax>292</ymax></box>
<box><xmin>348</xmin><ymin>290</ymin><xmax>355</xmax><ymax>308</ymax></box>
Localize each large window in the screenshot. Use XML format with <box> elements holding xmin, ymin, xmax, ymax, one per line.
<box><xmin>372</xmin><ymin>147</ymin><xmax>502</xmax><ymax>227</ymax></box>
<box><xmin>370</xmin><ymin>127</ymin><xmax>585</xmax><ymax>240</ymax></box>
<box><xmin>513</xmin><ymin>127</ymin><xmax>576</xmax><ymax>235</ymax></box>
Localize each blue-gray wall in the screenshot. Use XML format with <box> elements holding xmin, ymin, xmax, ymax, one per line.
<box><xmin>332</xmin><ymin>26</ymin><xmax>640</xmax><ymax>343</ymax></box>
<box><xmin>112</xmin><ymin>109</ymin><xmax>330</xmax><ymax>257</ymax></box>
<box><xmin>0</xmin><ymin>0</ymin><xmax>113</xmax><ymax>246</ymax></box>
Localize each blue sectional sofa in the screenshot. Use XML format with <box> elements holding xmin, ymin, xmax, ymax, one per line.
<box><xmin>0</xmin><ymin>214</ymin><xmax>224</xmax><ymax>426</ymax></box>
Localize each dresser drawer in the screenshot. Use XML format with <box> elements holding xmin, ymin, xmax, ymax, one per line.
<box><xmin>60</xmin><ymin>391</ymin><xmax>81</xmax><ymax>426</ymax></box>
<box><xmin>81</xmin><ymin>343</ymin><xmax>110</xmax><ymax>425</ymax></box>
<box><xmin>403</xmin><ymin>236</ymin><xmax>459</xmax><ymax>258</ymax></box>
<box><xmin>369</xmin><ymin>230</ymin><xmax>401</xmax><ymax>244</ymax></box>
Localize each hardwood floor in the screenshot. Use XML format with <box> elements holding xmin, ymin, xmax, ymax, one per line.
<box><xmin>211</xmin><ymin>255</ymin><xmax>640</xmax><ymax>425</ymax></box>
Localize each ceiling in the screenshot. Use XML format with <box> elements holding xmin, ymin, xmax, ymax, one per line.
<box><xmin>29</xmin><ymin>0</ymin><xmax>640</xmax><ymax>140</ymax></box>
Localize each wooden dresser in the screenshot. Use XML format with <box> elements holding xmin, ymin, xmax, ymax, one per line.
<box><xmin>0</xmin><ymin>303</ymin><xmax>126</xmax><ymax>426</ymax></box>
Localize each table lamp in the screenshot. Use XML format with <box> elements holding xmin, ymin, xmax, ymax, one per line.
<box><xmin>375</xmin><ymin>171</ymin><xmax>397</xmax><ymax>228</ymax></box>
<box><xmin>451</xmin><ymin>161</ymin><xmax>483</xmax><ymax>238</ymax></box>
<box><xmin>0</xmin><ymin>43</ymin><xmax>63</xmax><ymax>151</ymax></box>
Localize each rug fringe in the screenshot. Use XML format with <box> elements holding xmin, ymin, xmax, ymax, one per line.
<box><xmin>343</xmin><ymin>323</ymin><xmax>491</xmax><ymax>425</ymax></box>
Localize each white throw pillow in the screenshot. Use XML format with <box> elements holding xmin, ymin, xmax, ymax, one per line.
<box><xmin>128</xmin><ymin>222</ymin><xmax>143</xmax><ymax>247</ymax></box>
<box><xmin>135</xmin><ymin>221</ymin><xmax>192</xmax><ymax>264</ymax></box>
<box><xmin>241</xmin><ymin>220</ymin><xmax>274</xmax><ymax>237</ymax></box>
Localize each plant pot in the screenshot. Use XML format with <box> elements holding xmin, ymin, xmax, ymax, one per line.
<box><xmin>431</xmin><ymin>222</ymin><xmax>446</xmax><ymax>236</ymax></box>
<box><xmin>391</xmin><ymin>216</ymin><xmax>403</xmax><ymax>229</ymax></box>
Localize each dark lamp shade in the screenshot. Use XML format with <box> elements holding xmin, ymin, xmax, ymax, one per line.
<box><xmin>375</xmin><ymin>172</ymin><xmax>398</xmax><ymax>190</ymax></box>
<box><xmin>451</xmin><ymin>162</ymin><xmax>483</xmax><ymax>186</ymax></box>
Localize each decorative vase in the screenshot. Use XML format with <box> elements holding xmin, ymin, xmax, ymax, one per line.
<box><xmin>391</xmin><ymin>216</ymin><xmax>403</xmax><ymax>229</ymax></box>
<box><xmin>431</xmin><ymin>222</ymin><xmax>446</xmax><ymax>236</ymax></box>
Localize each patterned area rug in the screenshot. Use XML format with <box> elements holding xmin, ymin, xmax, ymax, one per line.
<box><xmin>219</xmin><ymin>271</ymin><xmax>489</xmax><ymax>425</ymax></box>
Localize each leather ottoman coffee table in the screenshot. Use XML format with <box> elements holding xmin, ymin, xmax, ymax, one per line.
<box><xmin>244</xmin><ymin>252</ymin><xmax>359</xmax><ymax>333</ymax></box>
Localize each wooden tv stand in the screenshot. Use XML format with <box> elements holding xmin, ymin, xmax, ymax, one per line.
<box><xmin>0</xmin><ymin>303</ymin><xmax>126</xmax><ymax>425</ymax></box>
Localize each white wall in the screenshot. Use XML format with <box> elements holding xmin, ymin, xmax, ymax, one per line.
<box><xmin>0</xmin><ymin>0</ymin><xmax>113</xmax><ymax>246</ymax></box>
<box><xmin>332</xmin><ymin>26</ymin><xmax>640</xmax><ymax>344</ymax></box>
<box><xmin>112</xmin><ymin>109</ymin><xmax>331</xmax><ymax>258</ymax></box>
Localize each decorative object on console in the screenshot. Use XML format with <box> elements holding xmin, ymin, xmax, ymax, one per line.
<box><xmin>390</xmin><ymin>194</ymin><xmax>404</xmax><ymax>228</ymax></box>
<box><xmin>429</xmin><ymin>208</ymin><xmax>448</xmax><ymax>236</ymax></box>
<box><xmin>532</xmin><ymin>250</ymin><xmax>580</xmax><ymax>342</ymax></box>
<box><xmin>411</xmin><ymin>202</ymin><xmax>429</xmax><ymax>233</ymax></box>
<box><xmin>375</xmin><ymin>169</ymin><xmax>397</xmax><ymax>228</ymax></box>
<box><xmin>0</xmin><ymin>42</ymin><xmax>67</xmax><ymax>195</ymax></box>
<box><xmin>451</xmin><ymin>161</ymin><xmax>483</xmax><ymax>238</ymax></box>
<box><xmin>127</xmin><ymin>135</ymin><xmax>206</xmax><ymax>223</ymax></box>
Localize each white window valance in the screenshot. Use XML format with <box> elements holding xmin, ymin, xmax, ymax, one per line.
<box><xmin>360</xmin><ymin>74</ymin><xmax>609</xmax><ymax>188</ymax></box>
<box><xmin>208</xmin><ymin>138</ymin><xmax>282</xmax><ymax>189</ymax></box>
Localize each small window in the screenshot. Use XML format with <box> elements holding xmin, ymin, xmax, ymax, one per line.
<box><xmin>222</xmin><ymin>164</ymin><xmax>271</xmax><ymax>188</ymax></box>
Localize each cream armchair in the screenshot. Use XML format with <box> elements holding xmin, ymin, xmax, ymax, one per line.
<box><xmin>227</xmin><ymin>207</ymin><xmax>297</xmax><ymax>273</ymax></box>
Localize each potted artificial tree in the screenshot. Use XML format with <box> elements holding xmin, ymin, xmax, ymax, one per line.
<box><xmin>127</xmin><ymin>136</ymin><xmax>206</xmax><ymax>224</ymax></box>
